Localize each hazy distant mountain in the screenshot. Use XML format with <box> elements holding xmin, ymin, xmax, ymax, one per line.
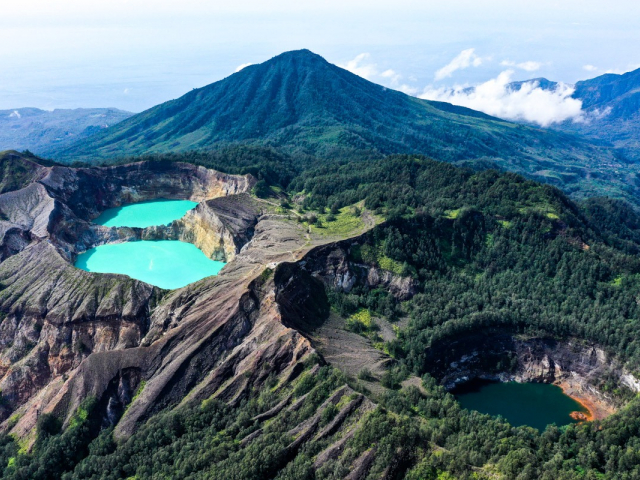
<box><xmin>507</xmin><ymin>78</ymin><xmax>559</xmax><ymax>92</ymax></box>
<box><xmin>499</xmin><ymin>69</ymin><xmax>640</xmax><ymax>159</ymax></box>
<box><xmin>0</xmin><ymin>108</ymin><xmax>133</xmax><ymax>154</ymax></box>
<box><xmin>53</xmin><ymin>49</ymin><xmax>637</xmax><ymax>203</ymax></box>
<box><xmin>559</xmin><ymin>68</ymin><xmax>640</xmax><ymax>159</ymax></box>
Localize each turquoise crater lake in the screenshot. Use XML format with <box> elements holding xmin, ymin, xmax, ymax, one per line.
<box><xmin>453</xmin><ymin>379</ymin><xmax>589</xmax><ymax>431</ymax></box>
<box><xmin>93</xmin><ymin>199</ymin><xmax>198</xmax><ymax>228</ymax></box>
<box><xmin>79</xmin><ymin>199</ymin><xmax>224</xmax><ymax>289</ymax></box>
<box><xmin>75</xmin><ymin>240</ymin><xmax>225</xmax><ymax>290</ymax></box>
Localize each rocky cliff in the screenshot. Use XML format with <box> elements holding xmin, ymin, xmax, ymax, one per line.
<box><xmin>0</xmin><ymin>157</ymin><xmax>256</xmax><ymax>262</ymax></box>
<box><xmin>431</xmin><ymin>331</ymin><xmax>636</xmax><ymax>419</ymax></box>
<box><xmin>0</xmin><ymin>156</ymin><xmax>264</xmax><ymax>439</ymax></box>
<box><xmin>0</xmin><ymin>152</ymin><xmax>637</xmax><ymax>478</ymax></box>
<box><xmin>140</xmin><ymin>194</ymin><xmax>260</xmax><ymax>261</ymax></box>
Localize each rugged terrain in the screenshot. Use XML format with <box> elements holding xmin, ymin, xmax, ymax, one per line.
<box><xmin>0</xmin><ymin>151</ymin><xmax>397</xmax><ymax>467</ymax></box>
<box><xmin>3</xmin><ymin>151</ymin><xmax>640</xmax><ymax>479</ymax></box>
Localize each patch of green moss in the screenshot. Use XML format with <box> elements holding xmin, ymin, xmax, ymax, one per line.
<box><xmin>354</xmin><ymin>244</ymin><xmax>404</xmax><ymax>275</ymax></box>
<box><xmin>7</xmin><ymin>412</ymin><xmax>22</xmax><ymax>430</ymax></box>
<box><xmin>309</xmin><ymin>203</ymin><xmax>367</xmax><ymax>237</ymax></box>
<box><xmin>258</xmin><ymin>267</ymin><xmax>273</xmax><ymax>284</ymax></box>
<box><xmin>68</xmin><ymin>404</ymin><xmax>89</xmax><ymax>429</ymax></box>
<box><xmin>124</xmin><ymin>380</ymin><xmax>147</xmax><ymax>413</ymax></box>
<box><xmin>346</xmin><ymin>309</ymin><xmax>373</xmax><ymax>331</ymax></box>
<box><xmin>444</xmin><ymin>209</ymin><xmax>460</xmax><ymax>219</ymax></box>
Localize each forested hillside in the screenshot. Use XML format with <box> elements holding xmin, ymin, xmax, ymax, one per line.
<box><xmin>4</xmin><ymin>149</ymin><xmax>640</xmax><ymax>479</ymax></box>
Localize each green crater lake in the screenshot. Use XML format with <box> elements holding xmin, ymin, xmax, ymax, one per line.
<box><xmin>94</xmin><ymin>199</ymin><xmax>198</xmax><ymax>228</ymax></box>
<box><xmin>75</xmin><ymin>240</ymin><xmax>225</xmax><ymax>290</ymax></box>
<box><xmin>453</xmin><ymin>379</ymin><xmax>589</xmax><ymax>431</ymax></box>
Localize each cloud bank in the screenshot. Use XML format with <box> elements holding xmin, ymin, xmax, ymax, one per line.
<box><xmin>339</xmin><ymin>51</ymin><xmax>588</xmax><ymax>127</ymax></box>
<box><xmin>420</xmin><ymin>70</ymin><xmax>583</xmax><ymax>127</ymax></box>
<box><xmin>434</xmin><ymin>48</ymin><xmax>482</xmax><ymax>81</ymax></box>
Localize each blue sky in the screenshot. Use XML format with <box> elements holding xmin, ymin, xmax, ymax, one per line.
<box><xmin>1</xmin><ymin>0</ymin><xmax>639</xmax><ymax>113</ymax></box>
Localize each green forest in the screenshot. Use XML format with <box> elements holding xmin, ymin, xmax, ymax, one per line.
<box><xmin>4</xmin><ymin>147</ymin><xmax>640</xmax><ymax>479</ymax></box>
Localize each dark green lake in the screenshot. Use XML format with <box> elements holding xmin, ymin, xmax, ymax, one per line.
<box><xmin>453</xmin><ymin>379</ymin><xmax>588</xmax><ymax>430</ymax></box>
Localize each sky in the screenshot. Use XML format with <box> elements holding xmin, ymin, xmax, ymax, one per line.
<box><xmin>1</xmin><ymin>0</ymin><xmax>640</xmax><ymax>125</ymax></box>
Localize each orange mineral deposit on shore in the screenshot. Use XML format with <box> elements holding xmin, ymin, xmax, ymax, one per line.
<box><xmin>557</xmin><ymin>379</ymin><xmax>615</xmax><ymax>422</ymax></box>
<box><xmin>569</xmin><ymin>411</ymin><xmax>589</xmax><ymax>421</ymax></box>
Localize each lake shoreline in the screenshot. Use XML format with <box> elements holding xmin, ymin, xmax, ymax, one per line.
<box><xmin>556</xmin><ymin>378</ymin><xmax>616</xmax><ymax>422</ymax></box>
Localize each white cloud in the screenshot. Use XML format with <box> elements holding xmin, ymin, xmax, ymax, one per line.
<box><xmin>235</xmin><ymin>63</ymin><xmax>253</xmax><ymax>72</ymax></box>
<box><xmin>339</xmin><ymin>54</ymin><xmax>418</xmax><ymax>95</ymax></box>
<box><xmin>501</xmin><ymin>60</ymin><xmax>542</xmax><ymax>72</ymax></box>
<box><xmin>397</xmin><ymin>84</ymin><xmax>419</xmax><ymax>95</ymax></box>
<box><xmin>434</xmin><ymin>48</ymin><xmax>482</xmax><ymax>81</ymax></box>
<box><xmin>9</xmin><ymin>110</ymin><xmax>21</xmax><ymax>118</ymax></box>
<box><xmin>420</xmin><ymin>70</ymin><xmax>583</xmax><ymax>127</ymax></box>
<box><xmin>339</xmin><ymin>53</ymin><xmax>378</xmax><ymax>80</ymax></box>
<box><xmin>381</xmin><ymin>69</ymin><xmax>399</xmax><ymax>81</ymax></box>
<box><xmin>583</xmin><ymin>64</ymin><xmax>598</xmax><ymax>72</ymax></box>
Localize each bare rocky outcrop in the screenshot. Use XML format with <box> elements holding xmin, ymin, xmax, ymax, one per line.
<box><xmin>0</xmin><ymin>240</ymin><xmax>158</xmax><ymax>421</ymax></box>
<box><xmin>300</xmin><ymin>240</ymin><xmax>418</xmax><ymax>301</ymax></box>
<box><xmin>0</xmin><ymin>151</ymin><xmax>49</xmax><ymax>195</ymax></box>
<box><xmin>0</xmin><ymin>156</ymin><xmax>263</xmax><ymax>437</ymax></box>
<box><xmin>0</xmin><ymin>191</ymin><xmax>348</xmax><ymax>445</ymax></box>
<box><xmin>140</xmin><ymin>194</ymin><xmax>260</xmax><ymax>261</ymax></box>
<box><xmin>5</xmin><ymin>153</ymin><xmax>636</xmax><ymax>475</ymax></box>
<box><xmin>0</xmin><ymin>158</ymin><xmax>256</xmax><ymax>262</ymax></box>
<box><xmin>0</xmin><ymin>155</ymin><xmax>396</xmax><ymax>474</ymax></box>
<box><xmin>39</xmin><ymin>161</ymin><xmax>255</xmax><ymax>220</ymax></box>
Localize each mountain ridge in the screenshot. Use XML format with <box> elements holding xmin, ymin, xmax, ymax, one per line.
<box><xmin>501</xmin><ymin>67</ymin><xmax>640</xmax><ymax>160</ymax></box>
<box><xmin>49</xmin><ymin>49</ymin><xmax>640</xmax><ymax>205</ymax></box>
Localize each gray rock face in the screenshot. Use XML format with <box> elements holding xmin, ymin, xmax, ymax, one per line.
<box><xmin>0</xmin><ymin>241</ymin><xmax>158</xmax><ymax>416</ymax></box>
<box><xmin>299</xmin><ymin>240</ymin><xmax>418</xmax><ymax>301</ymax></box>
<box><xmin>0</xmin><ymin>159</ymin><xmax>257</xmax><ymax>262</ymax></box>
<box><xmin>140</xmin><ymin>194</ymin><xmax>260</xmax><ymax>262</ymax></box>
<box><xmin>0</xmin><ymin>156</ymin><xmax>264</xmax><ymax>439</ymax></box>
<box><xmin>40</xmin><ymin>161</ymin><xmax>255</xmax><ymax>220</ymax></box>
<box><xmin>431</xmin><ymin>332</ymin><xmax>635</xmax><ymax>419</ymax></box>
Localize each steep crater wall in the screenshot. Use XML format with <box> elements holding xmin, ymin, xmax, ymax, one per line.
<box><xmin>139</xmin><ymin>194</ymin><xmax>260</xmax><ymax>262</ymax></box>
<box><xmin>426</xmin><ymin>330</ymin><xmax>640</xmax><ymax>420</ymax></box>
<box><xmin>0</xmin><ymin>160</ymin><xmax>257</xmax><ymax>263</ymax></box>
<box><xmin>41</xmin><ymin>161</ymin><xmax>256</xmax><ymax>221</ymax></box>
